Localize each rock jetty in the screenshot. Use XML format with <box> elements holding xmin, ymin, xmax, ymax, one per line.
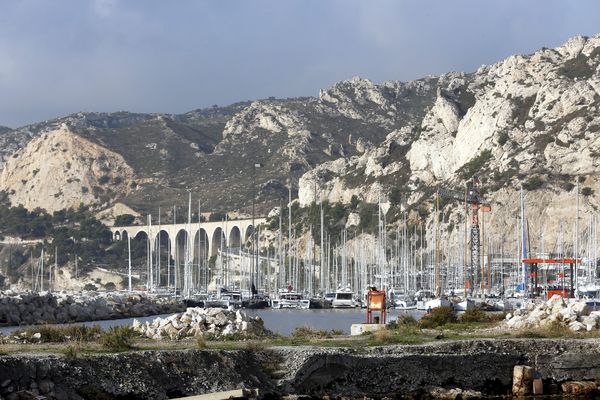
<box><xmin>504</xmin><ymin>295</ymin><xmax>600</xmax><ymax>331</ymax></box>
<box><xmin>133</xmin><ymin>307</ymin><xmax>267</xmax><ymax>339</ymax></box>
<box><xmin>0</xmin><ymin>291</ymin><xmax>184</xmax><ymax>326</ymax></box>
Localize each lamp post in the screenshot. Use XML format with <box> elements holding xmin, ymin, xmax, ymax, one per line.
<box><xmin>251</xmin><ymin>163</ymin><xmax>263</xmax><ymax>297</ymax></box>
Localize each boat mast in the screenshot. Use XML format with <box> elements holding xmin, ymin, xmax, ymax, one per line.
<box><xmin>128</xmin><ymin>230</ymin><xmax>132</xmax><ymax>291</ymax></box>
<box><xmin>575</xmin><ymin>180</ymin><xmax>580</xmax><ymax>294</ymax></box>
<box><xmin>520</xmin><ymin>185</ymin><xmax>527</xmax><ymax>296</ymax></box>
<box><xmin>147</xmin><ymin>214</ymin><xmax>153</xmax><ymax>292</ymax></box>
<box><xmin>157</xmin><ymin>206</ymin><xmax>161</xmax><ymax>289</ymax></box>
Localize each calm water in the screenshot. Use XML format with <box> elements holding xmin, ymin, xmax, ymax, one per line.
<box><xmin>246</xmin><ymin>308</ymin><xmax>426</xmax><ymax>335</ymax></box>
<box><xmin>0</xmin><ymin>308</ymin><xmax>426</xmax><ymax>336</ymax></box>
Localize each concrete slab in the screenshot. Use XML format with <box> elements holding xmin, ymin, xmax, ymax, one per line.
<box><xmin>350</xmin><ymin>323</ymin><xmax>386</xmax><ymax>336</ymax></box>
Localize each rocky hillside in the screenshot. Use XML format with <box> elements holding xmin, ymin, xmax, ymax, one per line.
<box><xmin>0</xmin><ymin>34</ymin><xmax>599</xmax><ymax>251</ymax></box>
<box><xmin>298</xmin><ymin>34</ymin><xmax>600</xmax><ymax>252</ymax></box>
<box><xmin>0</xmin><ymin>125</ymin><xmax>134</xmax><ymax>212</ymax></box>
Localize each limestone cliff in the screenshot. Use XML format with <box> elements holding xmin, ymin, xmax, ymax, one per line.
<box><xmin>0</xmin><ymin>125</ymin><xmax>135</xmax><ymax>212</ymax></box>
<box><xmin>293</xmin><ymin>34</ymin><xmax>600</xmax><ymax>252</ymax></box>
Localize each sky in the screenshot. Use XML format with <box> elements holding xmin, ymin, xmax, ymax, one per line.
<box><xmin>0</xmin><ymin>0</ymin><xmax>599</xmax><ymax>128</ymax></box>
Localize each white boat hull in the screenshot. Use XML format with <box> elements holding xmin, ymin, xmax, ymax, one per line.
<box><xmin>332</xmin><ymin>301</ymin><xmax>356</xmax><ymax>308</ymax></box>
<box><xmin>418</xmin><ymin>298</ymin><xmax>452</xmax><ymax>310</ymax></box>
<box><xmin>454</xmin><ymin>299</ymin><xmax>475</xmax><ymax>311</ymax></box>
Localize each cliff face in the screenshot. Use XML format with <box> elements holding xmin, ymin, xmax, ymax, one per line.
<box><xmin>295</xmin><ymin>34</ymin><xmax>600</xmax><ymax>251</ymax></box>
<box><xmin>0</xmin><ymin>125</ymin><xmax>134</xmax><ymax>212</ymax></box>
<box><xmin>0</xmin><ymin>34</ymin><xmax>599</xmax><ymax>250</ymax></box>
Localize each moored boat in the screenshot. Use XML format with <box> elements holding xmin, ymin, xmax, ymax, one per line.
<box><xmin>332</xmin><ymin>288</ymin><xmax>357</xmax><ymax>308</ymax></box>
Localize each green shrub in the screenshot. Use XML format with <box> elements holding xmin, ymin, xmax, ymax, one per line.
<box><xmin>458</xmin><ymin>308</ymin><xmax>488</xmax><ymax>323</ymax></box>
<box><xmin>511</xmin><ymin>96</ymin><xmax>536</xmax><ymax>126</ymax></box>
<box><xmin>561</xmin><ymin>181</ymin><xmax>575</xmax><ymax>192</ymax></box>
<box><xmin>100</xmin><ymin>326</ymin><xmax>136</xmax><ymax>351</ymax></box>
<box><xmin>114</xmin><ymin>214</ymin><xmax>135</xmax><ymax>226</ymax></box>
<box><xmin>582</xmin><ymin>187</ymin><xmax>594</xmax><ymax>197</ymax></box>
<box><xmin>523</xmin><ymin>176</ymin><xmax>543</xmax><ymax>191</ymax></box>
<box><xmin>393</xmin><ymin>315</ymin><xmax>418</xmax><ymax>328</ymax></box>
<box><xmin>459</xmin><ymin>150</ymin><xmax>492</xmax><ymax>180</ymax></box>
<box><xmin>98</xmin><ymin>175</ymin><xmax>110</xmax><ymax>185</ymax></box>
<box><xmin>497</xmin><ymin>131</ymin><xmax>509</xmax><ymax>146</ymax></box>
<box><xmin>83</xmin><ymin>283</ymin><xmax>98</xmax><ymax>291</ymax></box>
<box><xmin>419</xmin><ymin>306</ymin><xmax>457</xmax><ymax>329</ymax></box>
<box><xmin>558</xmin><ymin>54</ymin><xmax>594</xmax><ymax>79</ymax></box>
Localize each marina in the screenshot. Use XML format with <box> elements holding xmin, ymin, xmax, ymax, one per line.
<box><xmin>103</xmin><ymin>182</ymin><xmax>600</xmax><ymax>315</ymax></box>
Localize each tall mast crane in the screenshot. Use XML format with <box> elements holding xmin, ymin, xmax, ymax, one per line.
<box><xmin>437</xmin><ymin>179</ymin><xmax>491</xmax><ymax>294</ymax></box>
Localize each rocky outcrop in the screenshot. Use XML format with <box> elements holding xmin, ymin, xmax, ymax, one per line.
<box><xmin>504</xmin><ymin>295</ymin><xmax>600</xmax><ymax>331</ymax></box>
<box><xmin>0</xmin><ymin>291</ymin><xmax>184</xmax><ymax>326</ymax></box>
<box><xmin>133</xmin><ymin>308</ymin><xmax>267</xmax><ymax>340</ymax></box>
<box><xmin>0</xmin><ymin>125</ymin><xmax>134</xmax><ymax>213</ymax></box>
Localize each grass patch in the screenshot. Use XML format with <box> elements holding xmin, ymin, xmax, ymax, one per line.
<box><xmin>512</xmin><ymin>320</ymin><xmax>590</xmax><ymax>339</ymax></box>
<box><xmin>100</xmin><ymin>326</ymin><xmax>136</xmax><ymax>351</ymax></box>
<box><xmin>196</xmin><ymin>336</ymin><xmax>207</xmax><ymax>349</ymax></box>
<box><xmin>64</xmin><ymin>343</ymin><xmax>82</xmax><ymax>358</ymax></box>
<box><xmin>291</xmin><ymin>326</ymin><xmax>344</xmax><ymax>339</ymax></box>
<box><xmin>13</xmin><ymin>325</ymin><xmax>102</xmax><ymax>343</ymax></box>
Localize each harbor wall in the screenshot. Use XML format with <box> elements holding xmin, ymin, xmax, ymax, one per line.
<box><xmin>0</xmin><ymin>291</ymin><xmax>184</xmax><ymax>326</ymax></box>
<box><xmin>1</xmin><ymin>339</ymin><xmax>600</xmax><ymax>399</ymax></box>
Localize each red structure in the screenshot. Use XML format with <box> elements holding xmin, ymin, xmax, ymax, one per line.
<box><xmin>522</xmin><ymin>258</ymin><xmax>580</xmax><ymax>299</ymax></box>
<box><xmin>366</xmin><ymin>288</ymin><xmax>386</xmax><ymax>324</ymax></box>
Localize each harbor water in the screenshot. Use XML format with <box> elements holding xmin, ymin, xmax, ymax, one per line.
<box><xmin>0</xmin><ymin>308</ymin><xmax>426</xmax><ymax>336</ymax></box>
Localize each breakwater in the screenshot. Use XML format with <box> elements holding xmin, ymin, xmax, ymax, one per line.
<box><xmin>0</xmin><ymin>291</ymin><xmax>184</xmax><ymax>326</ymax></box>
<box><xmin>1</xmin><ymin>339</ymin><xmax>600</xmax><ymax>399</ymax></box>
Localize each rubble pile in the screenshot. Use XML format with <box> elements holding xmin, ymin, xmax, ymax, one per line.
<box><xmin>504</xmin><ymin>295</ymin><xmax>600</xmax><ymax>332</ymax></box>
<box><xmin>133</xmin><ymin>307</ymin><xmax>267</xmax><ymax>340</ymax></box>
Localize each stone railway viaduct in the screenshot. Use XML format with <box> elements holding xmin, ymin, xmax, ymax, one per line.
<box><xmin>110</xmin><ymin>218</ymin><xmax>266</xmax><ymax>262</ymax></box>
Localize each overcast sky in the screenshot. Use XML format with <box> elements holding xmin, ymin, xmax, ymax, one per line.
<box><xmin>0</xmin><ymin>0</ymin><xmax>598</xmax><ymax>128</ymax></box>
